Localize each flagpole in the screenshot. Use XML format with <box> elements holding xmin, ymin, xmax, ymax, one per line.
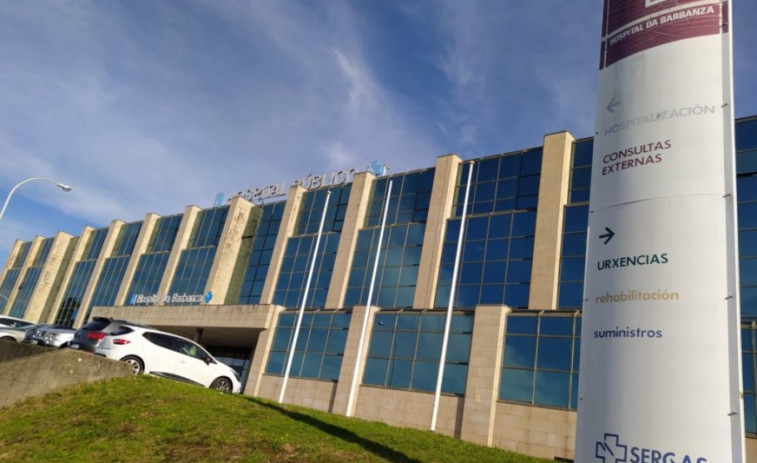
<box><xmin>346</xmin><ymin>179</ymin><xmax>393</xmax><ymax>416</ymax></box>
<box><xmin>430</xmin><ymin>161</ymin><xmax>474</xmax><ymax>431</ymax></box>
<box><xmin>279</xmin><ymin>190</ymin><xmax>332</xmax><ymax>403</ymax></box>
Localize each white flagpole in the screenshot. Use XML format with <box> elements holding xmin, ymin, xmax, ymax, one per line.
<box><xmin>278</xmin><ymin>190</ymin><xmax>332</xmax><ymax>404</ymax></box>
<box><xmin>346</xmin><ymin>179</ymin><xmax>393</xmax><ymax>416</ymax></box>
<box><xmin>431</xmin><ymin>161</ymin><xmax>474</xmax><ymax>431</ymax></box>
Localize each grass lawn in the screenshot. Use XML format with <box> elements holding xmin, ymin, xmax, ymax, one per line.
<box><xmin>0</xmin><ymin>376</ymin><xmax>553</xmax><ymax>463</ymax></box>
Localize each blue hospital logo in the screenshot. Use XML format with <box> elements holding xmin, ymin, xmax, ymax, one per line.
<box><xmin>204</xmin><ymin>291</ymin><xmax>213</xmax><ymax>303</ymax></box>
<box><xmin>596</xmin><ymin>433</ymin><xmax>627</xmax><ymax>463</ymax></box>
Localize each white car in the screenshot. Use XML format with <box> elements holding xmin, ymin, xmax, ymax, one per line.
<box><xmin>95</xmin><ymin>326</ymin><xmax>241</xmax><ymax>393</ymax></box>
<box><xmin>0</xmin><ymin>316</ymin><xmax>35</xmax><ymax>329</ymax></box>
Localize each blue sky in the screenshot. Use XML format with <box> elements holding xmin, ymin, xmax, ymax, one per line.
<box><xmin>1</xmin><ymin>1</ymin><xmax>756</xmax><ymax>266</ymax></box>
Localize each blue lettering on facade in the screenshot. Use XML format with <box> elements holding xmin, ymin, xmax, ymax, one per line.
<box><xmin>596</xmin><ymin>433</ymin><xmax>707</xmax><ymax>463</ymax></box>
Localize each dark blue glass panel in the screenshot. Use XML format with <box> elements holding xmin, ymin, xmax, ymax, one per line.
<box><xmin>540</xmin><ymin>317</ymin><xmax>574</xmax><ymax>336</ymax></box>
<box><xmin>504</xmin><ymin>336</ymin><xmax>536</xmax><ymax>367</ymax></box>
<box><xmin>416</xmin><ymin>332</ymin><xmax>443</xmax><ymax>360</ymax></box>
<box><xmin>506</xmin><ymin>261</ymin><xmax>531</xmax><ymax>283</ymax></box>
<box><xmin>739</xmin><ymin>202</ymin><xmax>757</xmax><ymax>229</ymax></box>
<box><xmin>536</xmin><ymin>338</ymin><xmax>572</xmax><ymax>370</ymax></box>
<box><xmin>442</xmin><ymin>363</ymin><xmax>467</xmax><ymax>395</ymax></box>
<box><xmin>500</xmin><ymin>368</ymin><xmax>534</xmax><ymax>403</ymax></box>
<box><xmin>512</xmin><ymin>212</ymin><xmax>536</xmax><ymax>237</ymax></box>
<box><xmin>363</xmin><ymin>358</ymin><xmax>389</xmax><ymax>385</ymax></box>
<box><xmin>326</xmin><ymin>330</ymin><xmax>347</xmax><ymax>353</ymax></box>
<box><xmin>564</xmin><ymin>206</ymin><xmax>589</xmax><ymax>233</ymax></box>
<box><xmin>321</xmin><ymin>355</ymin><xmax>342</xmax><ymax>380</ymax></box>
<box><xmin>388</xmin><ymin>359</ymin><xmax>412</xmax><ymax>388</ymax></box>
<box><xmin>742</xmin><ymin>288</ymin><xmax>757</xmax><ymax>317</ymax></box>
<box><xmin>520</xmin><ymin>150</ymin><xmax>542</xmax><ymax>176</ymax></box>
<box><xmin>573</xmin><ymin>140</ymin><xmax>594</xmax><ymax>167</ymax></box>
<box><xmin>741</xmin><ymin>259</ymin><xmax>757</xmax><ymax>286</ymax></box>
<box><xmin>509</xmin><ymin>237</ymin><xmax>534</xmax><ymax>259</ymax></box>
<box><xmin>570</xmin><ymin>189</ymin><xmax>591</xmax><ymax>203</ymax></box>
<box><xmin>504</xmin><ymin>284</ymin><xmax>529</xmax><ymax>308</ymax></box>
<box><xmin>562</xmin><ymin>233</ymin><xmax>588</xmax><ymax>256</ymax></box>
<box><xmin>507</xmin><ymin>316</ymin><xmax>538</xmax><ymax>334</ymax></box>
<box><xmin>559</xmin><ymin>283</ymin><xmax>584</xmax><ymax>308</ymax></box>
<box><xmin>571</xmin><ymin>166</ymin><xmax>592</xmax><ymax>190</ymax></box>
<box><xmin>744</xmin><ymin>328</ymin><xmax>754</xmax><ymax>351</ymax></box>
<box><xmin>446</xmin><ymin>333</ymin><xmax>471</xmax><ymax>363</ymax></box>
<box><xmin>736</xmin><ymin>119</ymin><xmax>757</xmax><ymax>151</ymax></box>
<box><xmin>534</xmin><ymin>371</ymin><xmax>570</xmax><ymax>408</ymax></box>
<box><xmin>743</xmin><ymin>354</ymin><xmax>755</xmax><ymax>392</ymax></box>
<box><xmin>738</xmin><ymin>175</ymin><xmax>757</xmax><ymax>201</ymax></box>
<box><xmin>266</xmin><ymin>351</ymin><xmax>286</xmax><ymax>375</ymax></box>
<box><xmin>411</xmin><ymin>361</ymin><xmax>438</xmax><ymax>392</ymax></box>
<box><xmin>499</xmin><ymin>155</ymin><xmax>521</xmax><ymax>178</ymax></box>
<box><xmin>393</xmin><ymin>331</ymin><xmax>418</xmax><ymax>358</ymax></box>
<box><xmin>451</xmin><ymin>315</ymin><xmax>473</xmax><ymax>332</ymax></box>
<box><xmin>561</xmin><ymin>257</ymin><xmax>586</xmax><ymax>282</ymax></box>
<box><xmin>738</xmin><ymin>150</ymin><xmax>757</xmax><ymax>175</ymax></box>
<box><xmin>740</xmin><ymin>230</ymin><xmax>757</xmax><ymax>257</ymax></box>
<box><xmin>369</xmin><ymin>331</ymin><xmax>393</xmax><ymax>357</ymax></box>
<box><xmin>745</xmin><ymin>394</ymin><xmax>757</xmax><ymax>434</ymax></box>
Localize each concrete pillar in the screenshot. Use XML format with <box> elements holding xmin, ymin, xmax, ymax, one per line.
<box><xmin>2</xmin><ymin>237</ymin><xmax>42</xmax><ymax>317</ymax></box>
<box><xmin>204</xmin><ymin>196</ymin><xmax>255</xmax><ymax>305</ymax></box>
<box><xmin>0</xmin><ymin>240</ymin><xmax>28</xmax><ymax>315</ymax></box>
<box><xmin>528</xmin><ymin>131</ymin><xmax>575</xmax><ymax>310</ymax></box>
<box><xmin>414</xmin><ymin>154</ymin><xmax>463</xmax><ymax>309</ymax></box>
<box><xmin>460</xmin><ymin>305</ymin><xmax>510</xmax><ymax>446</ymax></box>
<box><xmin>244</xmin><ymin>304</ymin><xmax>285</xmax><ymax>396</ymax></box>
<box><xmin>331</xmin><ymin>305</ymin><xmax>378</xmax><ymax>415</ymax></box>
<box><xmin>73</xmin><ymin>220</ymin><xmax>124</xmax><ymax>328</ymax></box>
<box><xmin>114</xmin><ymin>213</ymin><xmax>160</xmax><ymax>306</ymax></box>
<box><xmin>326</xmin><ymin>173</ymin><xmax>375</xmax><ymax>309</ymax></box>
<box><xmin>23</xmin><ymin>232</ymin><xmax>74</xmax><ymax>323</ymax></box>
<box><xmin>47</xmin><ymin>227</ymin><xmax>93</xmax><ymax>324</ymax></box>
<box><xmin>157</xmin><ymin>205</ymin><xmax>201</xmax><ymax>301</ymax></box>
<box><xmin>259</xmin><ymin>185</ymin><xmax>307</xmax><ymax>305</ymax></box>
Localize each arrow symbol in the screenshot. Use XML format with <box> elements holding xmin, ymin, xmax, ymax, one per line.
<box><xmin>606</xmin><ymin>97</ymin><xmax>620</xmax><ymax>113</ymax></box>
<box><xmin>599</xmin><ymin>227</ymin><xmax>615</xmax><ymax>245</ymax></box>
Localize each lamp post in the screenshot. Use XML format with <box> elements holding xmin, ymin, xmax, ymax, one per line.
<box><xmin>0</xmin><ymin>178</ymin><xmax>71</xmax><ymax>225</ymax></box>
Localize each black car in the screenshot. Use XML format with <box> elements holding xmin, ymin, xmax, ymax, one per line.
<box><xmin>68</xmin><ymin>317</ymin><xmax>144</xmax><ymax>353</ymax></box>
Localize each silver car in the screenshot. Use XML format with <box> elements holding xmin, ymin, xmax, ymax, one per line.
<box><xmin>23</xmin><ymin>324</ymin><xmax>76</xmax><ymax>348</ymax></box>
<box><xmin>0</xmin><ymin>324</ymin><xmax>39</xmax><ymax>343</ymax></box>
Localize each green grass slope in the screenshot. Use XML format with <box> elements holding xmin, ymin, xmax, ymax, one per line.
<box><xmin>0</xmin><ymin>376</ymin><xmax>552</xmax><ymax>463</ymax></box>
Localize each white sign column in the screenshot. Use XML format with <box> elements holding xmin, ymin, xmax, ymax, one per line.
<box><xmin>575</xmin><ymin>1</ymin><xmax>745</xmax><ymax>462</ymax></box>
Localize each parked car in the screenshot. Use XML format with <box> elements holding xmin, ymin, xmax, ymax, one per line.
<box><xmin>0</xmin><ymin>324</ymin><xmax>38</xmax><ymax>342</ymax></box>
<box><xmin>0</xmin><ymin>316</ymin><xmax>35</xmax><ymax>329</ymax></box>
<box><xmin>69</xmin><ymin>317</ymin><xmax>142</xmax><ymax>353</ymax></box>
<box><xmin>23</xmin><ymin>324</ymin><xmax>76</xmax><ymax>348</ymax></box>
<box><xmin>95</xmin><ymin>325</ymin><xmax>241</xmax><ymax>393</ymax></box>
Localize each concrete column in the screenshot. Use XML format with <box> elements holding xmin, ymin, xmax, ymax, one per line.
<box><xmin>73</xmin><ymin>220</ymin><xmax>124</xmax><ymax>328</ymax></box>
<box><xmin>528</xmin><ymin>131</ymin><xmax>575</xmax><ymax>310</ymax></box>
<box><xmin>460</xmin><ymin>305</ymin><xmax>510</xmax><ymax>446</ymax></box>
<box><xmin>114</xmin><ymin>213</ymin><xmax>160</xmax><ymax>306</ymax></box>
<box><xmin>244</xmin><ymin>304</ymin><xmax>285</xmax><ymax>396</ymax></box>
<box><xmin>0</xmin><ymin>240</ymin><xmax>27</xmax><ymax>314</ymax></box>
<box><xmin>24</xmin><ymin>232</ymin><xmax>74</xmax><ymax>323</ymax></box>
<box><xmin>47</xmin><ymin>227</ymin><xmax>93</xmax><ymax>323</ymax></box>
<box><xmin>326</xmin><ymin>173</ymin><xmax>375</xmax><ymax>309</ymax></box>
<box><xmin>259</xmin><ymin>185</ymin><xmax>307</xmax><ymax>305</ymax></box>
<box><xmin>413</xmin><ymin>154</ymin><xmax>463</xmax><ymax>309</ymax></box>
<box><xmin>2</xmin><ymin>237</ymin><xmax>42</xmax><ymax>316</ymax></box>
<box><xmin>331</xmin><ymin>305</ymin><xmax>378</xmax><ymax>415</ymax></box>
<box><xmin>157</xmin><ymin>205</ymin><xmax>201</xmax><ymax>301</ymax></box>
<box><xmin>205</xmin><ymin>196</ymin><xmax>255</xmax><ymax>305</ymax></box>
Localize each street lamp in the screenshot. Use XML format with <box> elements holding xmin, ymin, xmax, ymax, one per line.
<box><xmin>0</xmin><ymin>177</ymin><xmax>72</xmax><ymax>225</ymax></box>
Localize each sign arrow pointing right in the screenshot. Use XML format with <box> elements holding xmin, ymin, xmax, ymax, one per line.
<box><xmin>599</xmin><ymin>227</ymin><xmax>615</xmax><ymax>245</ymax></box>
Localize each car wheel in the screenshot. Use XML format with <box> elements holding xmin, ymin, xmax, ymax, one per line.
<box><xmin>210</xmin><ymin>377</ymin><xmax>233</xmax><ymax>392</ymax></box>
<box><xmin>120</xmin><ymin>355</ymin><xmax>144</xmax><ymax>375</ymax></box>
<box><xmin>0</xmin><ymin>336</ymin><xmax>16</xmax><ymax>342</ymax></box>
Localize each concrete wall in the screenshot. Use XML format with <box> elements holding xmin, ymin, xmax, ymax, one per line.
<box><xmin>0</xmin><ymin>341</ymin><xmax>132</xmax><ymax>408</ymax></box>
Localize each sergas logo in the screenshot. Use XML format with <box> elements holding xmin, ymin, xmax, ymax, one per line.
<box><xmin>595</xmin><ymin>433</ymin><xmax>707</xmax><ymax>463</ymax></box>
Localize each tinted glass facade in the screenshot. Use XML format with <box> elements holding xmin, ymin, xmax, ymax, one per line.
<box><xmin>238</xmin><ymin>203</ymin><xmax>285</xmax><ymax>305</ymax></box>
<box><xmin>127</xmin><ymin>215</ymin><xmax>182</xmax><ymax>304</ymax></box>
<box><xmin>86</xmin><ymin>221</ymin><xmax>142</xmax><ymax>320</ymax></box>
<box><xmin>168</xmin><ymin>206</ymin><xmax>228</xmax><ymax>302</ymax></box>
<box><xmin>0</xmin><ymin>242</ymin><xmax>30</xmax><ymax>313</ymax></box>
<box><xmin>266</xmin><ymin>310</ymin><xmax>350</xmax><ymax>381</ymax></box>
<box><xmin>8</xmin><ymin>238</ymin><xmax>54</xmax><ymax>318</ymax></box>
<box><xmin>54</xmin><ymin>228</ymin><xmax>108</xmax><ymax>327</ymax></box>
<box><xmin>274</xmin><ymin>186</ymin><xmax>350</xmax><ymax>309</ymax></box>
<box><xmin>345</xmin><ymin>171</ymin><xmax>433</xmax><ymax>308</ymax></box>
<box><xmin>363</xmin><ymin>311</ymin><xmax>472</xmax><ymax>395</ymax></box>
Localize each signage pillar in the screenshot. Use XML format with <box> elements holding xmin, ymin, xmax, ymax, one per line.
<box><xmin>576</xmin><ymin>1</ymin><xmax>745</xmax><ymax>461</ymax></box>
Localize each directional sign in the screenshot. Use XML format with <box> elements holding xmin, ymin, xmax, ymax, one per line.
<box><xmin>575</xmin><ymin>0</ymin><xmax>744</xmax><ymax>461</ymax></box>
<box><xmin>598</xmin><ymin>227</ymin><xmax>615</xmax><ymax>245</ymax></box>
